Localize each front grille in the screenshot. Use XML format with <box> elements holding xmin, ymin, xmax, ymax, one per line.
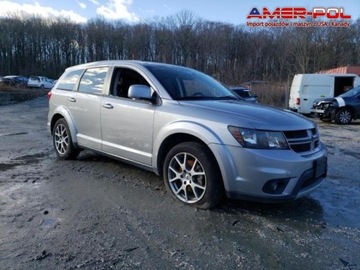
<box><xmin>283</xmin><ymin>128</ymin><xmax>319</xmax><ymax>154</ymax></box>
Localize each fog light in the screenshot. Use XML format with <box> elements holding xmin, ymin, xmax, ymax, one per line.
<box><xmin>263</xmin><ymin>178</ymin><xmax>290</xmax><ymax>194</ymax></box>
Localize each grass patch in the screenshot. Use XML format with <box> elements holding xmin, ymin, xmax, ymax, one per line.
<box><xmin>0</xmin><ymin>82</ymin><xmax>49</xmax><ymax>105</ymax></box>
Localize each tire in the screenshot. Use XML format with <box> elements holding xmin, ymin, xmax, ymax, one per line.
<box><xmin>53</xmin><ymin>118</ymin><xmax>79</xmax><ymax>159</ymax></box>
<box><xmin>163</xmin><ymin>142</ymin><xmax>224</xmax><ymax>209</ymax></box>
<box><xmin>335</xmin><ymin>108</ymin><xmax>352</xmax><ymax>124</ymax></box>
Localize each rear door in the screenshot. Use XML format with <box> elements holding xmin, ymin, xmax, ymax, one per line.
<box><xmin>289</xmin><ymin>75</ymin><xmax>301</xmax><ymax>111</ymax></box>
<box><xmin>301</xmin><ymin>84</ymin><xmax>332</xmax><ymax>113</ymax></box>
<box><xmin>334</xmin><ymin>76</ymin><xmax>355</xmax><ymax>96</ymax></box>
<box><xmin>66</xmin><ymin>66</ymin><xmax>109</xmax><ymax>151</ymax></box>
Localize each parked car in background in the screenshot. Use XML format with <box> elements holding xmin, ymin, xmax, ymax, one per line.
<box><xmin>289</xmin><ymin>73</ymin><xmax>360</xmax><ymax>114</ymax></box>
<box><xmin>230</xmin><ymin>86</ymin><xmax>258</xmax><ymax>103</ymax></box>
<box><xmin>27</xmin><ymin>76</ymin><xmax>54</xmax><ymax>89</ymax></box>
<box><xmin>0</xmin><ymin>75</ymin><xmax>28</xmax><ymax>87</ymax></box>
<box><xmin>48</xmin><ymin>60</ymin><xmax>327</xmax><ymax>209</ymax></box>
<box><xmin>312</xmin><ymin>86</ymin><xmax>360</xmax><ymax>124</ymax></box>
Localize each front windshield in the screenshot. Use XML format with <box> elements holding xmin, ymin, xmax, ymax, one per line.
<box><xmin>339</xmin><ymin>86</ymin><xmax>360</xmax><ymax>98</ymax></box>
<box><xmin>145</xmin><ymin>64</ymin><xmax>238</xmax><ymax>100</ymax></box>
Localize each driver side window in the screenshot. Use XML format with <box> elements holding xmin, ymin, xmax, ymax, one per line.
<box><xmin>111</xmin><ymin>68</ymin><xmax>150</xmax><ymax>98</ymax></box>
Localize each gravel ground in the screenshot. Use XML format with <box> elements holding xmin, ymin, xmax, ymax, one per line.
<box><xmin>0</xmin><ymin>97</ymin><xmax>359</xmax><ymax>270</ymax></box>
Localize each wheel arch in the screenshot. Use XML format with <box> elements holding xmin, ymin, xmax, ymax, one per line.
<box><xmin>154</xmin><ymin>122</ymin><xmax>226</xmax><ymax>188</ymax></box>
<box><xmin>345</xmin><ymin>105</ymin><xmax>356</xmax><ymax>117</ymax></box>
<box><xmin>50</xmin><ymin>107</ymin><xmax>78</xmax><ymax>145</ymax></box>
<box><xmin>156</xmin><ymin>133</ymin><xmax>205</xmax><ymax>175</ymax></box>
<box><xmin>337</xmin><ymin>105</ymin><xmax>355</xmax><ymax>115</ymax></box>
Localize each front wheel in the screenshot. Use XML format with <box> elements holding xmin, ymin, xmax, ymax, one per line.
<box><xmin>163</xmin><ymin>142</ymin><xmax>224</xmax><ymax>209</ymax></box>
<box><xmin>53</xmin><ymin>118</ymin><xmax>80</xmax><ymax>159</ymax></box>
<box><xmin>335</xmin><ymin>108</ymin><xmax>352</xmax><ymax>124</ymax></box>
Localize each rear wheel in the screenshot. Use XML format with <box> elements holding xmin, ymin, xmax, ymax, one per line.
<box><xmin>53</xmin><ymin>118</ymin><xmax>79</xmax><ymax>159</ymax></box>
<box><xmin>335</xmin><ymin>108</ymin><xmax>352</xmax><ymax>124</ymax></box>
<box><xmin>163</xmin><ymin>142</ymin><xmax>224</xmax><ymax>209</ymax></box>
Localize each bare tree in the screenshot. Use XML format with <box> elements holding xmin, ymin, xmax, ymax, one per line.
<box><xmin>0</xmin><ymin>13</ymin><xmax>359</xmax><ymax>88</ymax></box>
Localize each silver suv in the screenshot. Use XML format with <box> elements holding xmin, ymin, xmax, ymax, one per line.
<box><xmin>48</xmin><ymin>61</ymin><xmax>327</xmax><ymax>209</ymax></box>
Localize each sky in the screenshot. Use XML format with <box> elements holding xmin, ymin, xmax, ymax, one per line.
<box><xmin>0</xmin><ymin>0</ymin><xmax>359</xmax><ymax>25</ymax></box>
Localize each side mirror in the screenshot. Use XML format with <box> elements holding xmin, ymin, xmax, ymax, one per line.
<box><xmin>128</xmin><ymin>85</ymin><xmax>157</xmax><ymax>104</ymax></box>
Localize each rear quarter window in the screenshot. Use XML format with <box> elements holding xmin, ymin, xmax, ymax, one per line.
<box><xmin>78</xmin><ymin>67</ymin><xmax>109</xmax><ymax>95</ymax></box>
<box><xmin>57</xmin><ymin>69</ymin><xmax>84</xmax><ymax>91</ymax></box>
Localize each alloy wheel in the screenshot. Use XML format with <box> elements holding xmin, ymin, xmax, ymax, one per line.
<box><xmin>167</xmin><ymin>152</ymin><xmax>207</xmax><ymax>204</ymax></box>
<box><xmin>54</xmin><ymin>123</ymin><xmax>69</xmax><ymax>155</ymax></box>
<box><xmin>338</xmin><ymin>110</ymin><xmax>352</xmax><ymax>124</ymax></box>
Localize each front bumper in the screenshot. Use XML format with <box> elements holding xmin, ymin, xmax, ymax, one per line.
<box><xmin>311</xmin><ymin>105</ymin><xmax>337</xmax><ymax>120</ymax></box>
<box><xmin>311</xmin><ymin>108</ymin><xmax>325</xmax><ymax>114</ymax></box>
<box><xmin>210</xmin><ymin>142</ymin><xmax>327</xmax><ymax>202</ymax></box>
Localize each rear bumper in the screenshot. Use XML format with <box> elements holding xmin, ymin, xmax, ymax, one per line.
<box><xmin>288</xmin><ymin>107</ymin><xmax>298</xmax><ymax>113</ymax></box>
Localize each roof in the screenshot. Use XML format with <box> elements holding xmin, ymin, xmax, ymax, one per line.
<box><xmin>317</xmin><ymin>66</ymin><xmax>360</xmax><ymax>76</ymax></box>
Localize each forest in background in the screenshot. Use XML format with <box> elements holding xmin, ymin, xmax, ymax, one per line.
<box><xmin>0</xmin><ymin>11</ymin><xmax>359</xmax><ymax>106</ymax></box>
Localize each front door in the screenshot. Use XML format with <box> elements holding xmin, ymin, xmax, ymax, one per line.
<box><xmin>100</xmin><ymin>67</ymin><xmax>155</xmax><ymax>166</ymax></box>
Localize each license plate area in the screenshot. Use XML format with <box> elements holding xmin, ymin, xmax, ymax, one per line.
<box><xmin>314</xmin><ymin>157</ymin><xmax>327</xmax><ymax>178</ymax></box>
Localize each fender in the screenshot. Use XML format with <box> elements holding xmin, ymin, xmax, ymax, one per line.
<box><xmin>335</xmin><ymin>97</ymin><xmax>346</xmax><ymax>107</ymax></box>
<box><xmin>51</xmin><ymin>106</ymin><xmax>78</xmax><ymax>145</ymax></box>
<box><xmin>152</xmin><ymin>120</ymin><xmax>230</xmax><ymax>173</ymax></box>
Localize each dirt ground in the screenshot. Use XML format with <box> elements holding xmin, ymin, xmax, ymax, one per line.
<box><xmin>0</xmin><ymin>97</ymin><xmax>359</xmax><ymax>270</ymax></box>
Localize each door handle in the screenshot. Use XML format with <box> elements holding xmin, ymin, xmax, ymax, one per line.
<box><xmin>102</xmin><ymin>103</ymin><xmax>113</xmax><ymax>109</ymax></box>
<box><xmin>68</xmin><ymin>97</ymin><xmax>76</xmax><ymax>102</ymax></box>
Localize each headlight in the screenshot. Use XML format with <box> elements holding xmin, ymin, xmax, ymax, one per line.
<box><xmin>228</xmin><ymin>126</ymin><xmax>289</xmax><ymax>149</ymax></box>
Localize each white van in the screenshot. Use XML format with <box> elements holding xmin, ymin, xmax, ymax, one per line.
<box><xmin>288</xmin><ymin>74</ymin><xmax>360</xmax><ymax>114</ymax></box>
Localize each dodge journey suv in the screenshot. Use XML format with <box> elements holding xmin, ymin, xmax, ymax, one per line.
<box><xmin>48</xmin><ymin>60</ymin><xmax>327</xmax><ymax>209</ymax></box>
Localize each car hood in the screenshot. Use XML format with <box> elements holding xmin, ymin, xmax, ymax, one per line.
<box><xmin>314</xmin><ymin>97</ymin><xmax>336</xmax><ymax>103</ymax></box>
<box><xmin>179</xmin><ymin>100</ymin><xmax>315</xmax><ymax>131</ymax></box>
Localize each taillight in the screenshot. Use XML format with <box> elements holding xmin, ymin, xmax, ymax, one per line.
<box><xmin>47</xmin><ymin>91</ymin><xmax>52</xmax><ymax>99</ymax></box>
<box><xmin>296</xmin><ymin>98</ymin><xmax>300</xmax><ymax>105</ymax></box>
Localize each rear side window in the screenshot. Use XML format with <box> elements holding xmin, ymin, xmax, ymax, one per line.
<box><xmin>78</xmin><ymin>67</ymin><xmax>109</xmax><ymax>95</ymax></box>
<box><xmin>57</xmin><ymin>69</ymin><xmax>83</xmax><ymax>91</ymax></box>
<box><xmin>29</xmin><ymin>76</ymin><xmax>39</xmax><ymax>81</ymax></box>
